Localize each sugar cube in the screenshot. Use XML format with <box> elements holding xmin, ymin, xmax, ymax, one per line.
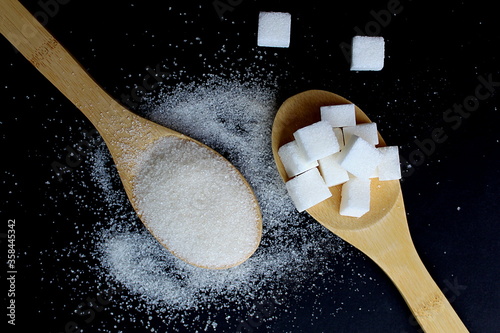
<box><xmin>350</xmin><ymin>36</ymin><xmax>385</xmax><ymax>71</ymax></box>
<box><xmin>333</xmin><ymin>128</ymin><xmax>345</xmax><ymax>150</ymax></box>
<box><xmin>343</xmin><ymin>123</ymin><xmax>379</xmax><ymax>146</ymax></box>
<box><xmin>320</xmin><ymin>104</ymin><xmax>356</xmax><ymax>128</ymax></box>
<box><xmin>338</xmin><ymin>135</ymin><xmax>382</xmax><ymax>179</ymax></box>
<box><xmin>257</xmin><ymin>12</ymin><xmax>291</xmax><ymax>48</ymax></box>
<box><xmin>339</xmin><ymin>177</ymin><xmax>371</xmax><ymax>217</ymax></box>
<box><xmin>285</xmin><ymin>168</ymin><xmax>332</xmax><ymax>212</ymax></box>
<box><xmin>376</xmin><ymin>146</ymin><xmax>401</xmax><ymax>181</ymax></box>
<box><xmin>293</xmin><ymin>121</ymin><xmax>340</xmax><ymax>163</ymax></box>
<box><xmin>278</xmin><ymin>140</ymin><xmax>319</xmax><ymax>178</ymax></box>
<box><xmin>318</xmin><ymin>154</ymin><xmax>350</xmax><ymax>187</ymax></box>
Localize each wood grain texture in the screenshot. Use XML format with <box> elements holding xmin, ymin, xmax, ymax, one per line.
<box><xmin>0</xmin><ymin>0</ymin><xmax>262</xmax><ymax>269</ymax></box>
<box><xmin>272</xmin><ymin>90</ymin><xmax>468</xmax><ymax>332</ymax></box>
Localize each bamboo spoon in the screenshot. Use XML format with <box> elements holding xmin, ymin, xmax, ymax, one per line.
<box><xmin>0</xmin><ymin>0</ymin><xmax>262</xmax><ymax>269</ymax></box>
<box><xmin>272</xmin><ymin>90</ymin><xmax>468</xmax><ymax>332</ymax></box>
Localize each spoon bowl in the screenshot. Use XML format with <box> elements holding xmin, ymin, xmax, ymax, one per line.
<box><xmin>272</xmin><ymin>89</ymin><xmax>401</xmax><ymax>231</ymax></box>
<box><xmin>0</xmin><ymin>0</ymin><xmax>262</xmax><ymax>270</ymax></box>
<box><xmin>272</xmin><ymin>90</ymin><xmax>469</xmax><ymax>332</ymax></box>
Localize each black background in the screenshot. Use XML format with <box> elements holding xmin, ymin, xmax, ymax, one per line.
<box><xmin>1</xmin><ymin>0</ymin><xmax>499</xmax><ymax>332</ymax></box>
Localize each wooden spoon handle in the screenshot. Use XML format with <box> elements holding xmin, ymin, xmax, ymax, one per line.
<box><xmin>376</xmin><ymin>235</ymin><xmax>469</xmax><ymax>332</ymax></box>
<box><xmin>0</xmin><ymin>0</ymin><xmax>120</xmax><ymax>131</ymax></box>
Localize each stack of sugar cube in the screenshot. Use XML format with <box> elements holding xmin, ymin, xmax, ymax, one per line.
<box><xmin>278</xmin><ymin>103</ymin><xmax>401</xmax><ymax>217</ymax></box>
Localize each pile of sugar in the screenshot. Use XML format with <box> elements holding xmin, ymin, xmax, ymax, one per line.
<box><xmin>79</xmin><ymin>75</ymin><xmax>367</xmax><ymax>330</ymax></box>
<box><xmin>132</xmin><ymin>136</ymin><xmax>261</xmax><ymax>269</ymax></box>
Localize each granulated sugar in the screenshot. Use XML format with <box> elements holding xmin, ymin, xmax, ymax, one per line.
<box><xmin>82</xmin><ymin>75</ymin><xmax>355</xmax><ymax>330</ymax></box>
<box><xmin>132</xmin><ymin>136</ymin><xmax>261</xmax><ymax>269</ymax></box>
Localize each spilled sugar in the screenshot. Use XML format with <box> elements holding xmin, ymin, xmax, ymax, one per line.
<box><xmin>132</xmin><ymin>136</ymin><xmax>261</xmax><ymax>269</ymax></box>
<box><xmin>76</xmin><ymin>75</ymin><xmax>358</xmax><ymax>330</ymax></box>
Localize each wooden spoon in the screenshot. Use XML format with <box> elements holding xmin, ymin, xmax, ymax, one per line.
<box><xmin>272</xmin><ymin>90</ymin><xmax>469</xmax><ymax>332</ymax></box>
<box><xmin>0</xmin><ymin>0</ymin><xmax>262</xmax><ymax>269</ymax></box>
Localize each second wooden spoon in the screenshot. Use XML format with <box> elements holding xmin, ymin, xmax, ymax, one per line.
<box><xmin>272</xmin><ymin>90</ymin><xmax>468</xmax><ymax>332</ymax></box>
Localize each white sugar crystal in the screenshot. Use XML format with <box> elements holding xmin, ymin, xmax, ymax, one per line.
<box><xmin>278</xmin><ymin>140</ymin><xmax>318</xmax><ymax>177</ymax></box>
<box><xmin>333</xmin><ymin>127</ymin><xmax>345</xmax><ymax>150</ymax></box>
<box><xmin>343</xmin><ymin>123</ymin><xmax>379</xmax><ymax>146</ymax></box>
<box><xmin>285</xmin><ymin>168</ymin><xmax>332</xmax><ymax>212</ymax></box>
<box><xmin>257</xmin><ymin>12</ymin><xmax>291</xmax><ymax>48</ymax></box>
<box><xmin>318</xmin><ymin>154</ymin><xmax>349</xmax><ymax>187</ymax></box>
<box><xmin>350</xmin><ymin>36</ymin><xmax>385</xmax><ymax>71</ymax></box>
<box><xmin>293</xmin><ymin>121</ymin><xmax>340</xmax><ymax>162</ymax></box>
<box><xmin>320</xmin><ymin>104</ymin><xmax>356</xmax><ymax>128</ymax></box>
<box><xmin>340</xmin><ymin>177</ymin><xmax>371</xmax><ymax>217</ymax></box>
<box><xmin>133</xmin><ymin>137</ymin><xmax>260</xmax><ymax>269</ymax></box>
<box><xmin>376</xmin><ymin>146</ymin><xmax>401</xmax><ymax>181</ymax></box>
<box><xmin>338</xmin><ymin>135</ymin><xmax>382</xmax><ymax>179</ymax></box>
